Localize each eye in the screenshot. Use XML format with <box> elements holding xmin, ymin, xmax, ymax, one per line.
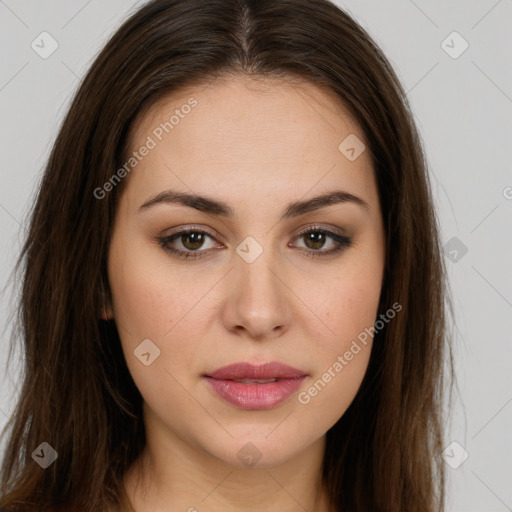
<box><xmin>158</xmin><ymin>225</ymin><xmax>352</xmax><ymax>260</ymax></box>
<box><xmin>158</xmin><ymin>228</ymin><xmax>219</xmax><ymax>260</ymax></box>
<box><xmin>292</xmin><ymin>226</ymin><xmax>352</xmax><ymax>258</ymax></box>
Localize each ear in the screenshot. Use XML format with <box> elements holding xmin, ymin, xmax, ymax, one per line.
<box><xmin>100</xmin><ymin>303</ymin><xmax>114</xmax><ymax>320</ymax></box>
<box><xmin>99</xmin><ymin>278</ymin><xmax>114</xmax><ymax>320</ymax></box>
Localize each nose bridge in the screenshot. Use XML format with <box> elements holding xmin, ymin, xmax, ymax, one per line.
<box><xmin>226</xmin><ymin>234</ymin><xmax>290</xmax><ymax>337</ymax></box>
<box><xmin>235</xmin><ymin>235</ymin><xmax>280</xmax><ymax>305</ymax></box>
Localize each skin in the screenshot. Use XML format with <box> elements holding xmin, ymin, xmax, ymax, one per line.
<box><xmin>106</xmin><ymin>74</ymin><xmax>386</xmax><ymax>512</ymax></box>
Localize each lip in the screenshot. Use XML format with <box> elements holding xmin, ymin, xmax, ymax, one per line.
<box><xmin>203</xmin><ymin>362</ymin><xmax>307</xmax><ymax>410</ymax></box>
<box><xmin>206</xmin><ymin>361</ymin><xmax>306</xmax><ymax>380</ymax></box>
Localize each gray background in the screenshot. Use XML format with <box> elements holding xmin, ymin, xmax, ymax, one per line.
<box><xmin>0</xmin><ymin>1</ymin><xmax>511</xmax><ymax>510</ymax></box>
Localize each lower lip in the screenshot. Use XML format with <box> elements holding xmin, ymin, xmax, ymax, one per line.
<box><xmin>203</xmin><ymin>376</ymin><xmax>306</xmax><ymax>410</ymax></box>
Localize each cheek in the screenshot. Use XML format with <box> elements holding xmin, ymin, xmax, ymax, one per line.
<box><xmin>300</xmin><ymin>254</ymin><xmax>383</xmax><ymax>353</ymax></box>
<box><xmin>293</xmin><ymin>260</ymin><xmax>382</xmax><ymax>426</ymax></box>
<box><xmin>108</xmin><ymin>238</ymin><xmax>207</xmax><ymax>342</ymax></box>
<box><xmin>108</xmin><ymin>259</ymin><xmax>171</xmax><ymax>342</ymax></box>
<box><xmin>107</xmin><ymin>241</ymin><xmax>216</xmax><ymax>389</ymax></box>
<box><xmin>107</xmin><ymin>252</ymin><xmax>204</xmax><ymax>415</ymax></box>
<box><xmin>316</xmin><ymin>280</ymin><xmax>378</xmax><ymax>382</ymax></box>
<box><xmin>294</xmin><ymin>283</ymin><xmax>378</xmax><ymax>430</ymax></box>
<box><xmin>297</xmin><ymin>347</ymin><xmax>371</xmax><ymax>437</ymax></box>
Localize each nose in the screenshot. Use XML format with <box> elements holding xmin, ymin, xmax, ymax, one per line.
<box><xmin>221</xmin><ymin>244</ymin><xmax>293</xmax><ymax>341</ymax></box>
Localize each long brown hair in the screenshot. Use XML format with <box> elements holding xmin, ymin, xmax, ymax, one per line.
<box><xmin>0</xmin><ymin>0</ymin><xmax>453</xmax><ymax>510</ymax></box>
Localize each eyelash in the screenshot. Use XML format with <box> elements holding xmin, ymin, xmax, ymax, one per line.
<box><xmin>158</xmin><ymin>225</ymin><xmax>352</xmax><ymax>260</ymax></box>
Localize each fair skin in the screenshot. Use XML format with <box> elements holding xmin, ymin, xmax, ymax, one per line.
<box><xmin>106</xmin><ymin>74</ymin><xmax>386</xmax><ymax>512</ymax></box>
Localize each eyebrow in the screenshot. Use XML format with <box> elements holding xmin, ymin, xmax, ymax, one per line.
<box><xmin>138</xmin><ymin>189</ymin><xmax>369</xmax><ymax>220</ymax></box>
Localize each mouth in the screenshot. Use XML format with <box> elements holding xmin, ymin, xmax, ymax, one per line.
<box><xmin>202</xmin><ymin>362</ymin><xmax>307</xmax><ymax>410</ymax></box>
<box><xmin>228</xmin><ymin>378</ymin><xmax>279</xmax><ymax>383</ymax></box>
<box><xmin>204</xmin><ymin>361</ymin><xmax>306</xmax><ymax>380</ymax></box>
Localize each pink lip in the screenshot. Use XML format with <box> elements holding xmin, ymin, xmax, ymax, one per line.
<box><xmin>203</xmin><ymin>362</ymin><xmax>307</xmax><ymax>410</ymax></box>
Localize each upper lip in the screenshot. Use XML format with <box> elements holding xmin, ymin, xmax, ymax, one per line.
<box><xmin>205</xmin><ymin>362</ymin><xmax>306</xmax><ymax>380</ymax></box>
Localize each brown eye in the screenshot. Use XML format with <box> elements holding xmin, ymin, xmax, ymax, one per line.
<box><xmin>159</xmin><ymin>226</ymin><xmax>352</xmax><ymax>261</ymax></box>
<box><xmin>159</xmin><ymin>229</ymin><xmax>219</xmax><ymax>259</ymax></box>
<box><xmin>303</xmin><ymin>231</ymin><xmax>328</xmax><ymax>250</ymax></box>
<box><xmin>180</xmin><ymin>232</ymin><xmax>207</xmax><ymax>250</ymax></box>
<box><xmin>293</xmin><ymin>228</ymin><xmax>353</xmax><ymax>258</ymax></box>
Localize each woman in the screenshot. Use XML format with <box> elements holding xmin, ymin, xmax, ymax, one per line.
<box><xmin>0</xmin><ymin>0</ymin><xmax>453</xmax><ymax>510</ymax></box>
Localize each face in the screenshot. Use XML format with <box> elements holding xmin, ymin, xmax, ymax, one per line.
<box><xmin>107</xmin><ymin>74</ymin><xmax>386</xmax><ymax>468</ymax></box>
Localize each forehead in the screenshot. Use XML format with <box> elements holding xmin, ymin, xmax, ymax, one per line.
<box><xmin>123</xmin><ymin>74</ymin><xmax>376</xmax><ymax>211</ymax></box>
